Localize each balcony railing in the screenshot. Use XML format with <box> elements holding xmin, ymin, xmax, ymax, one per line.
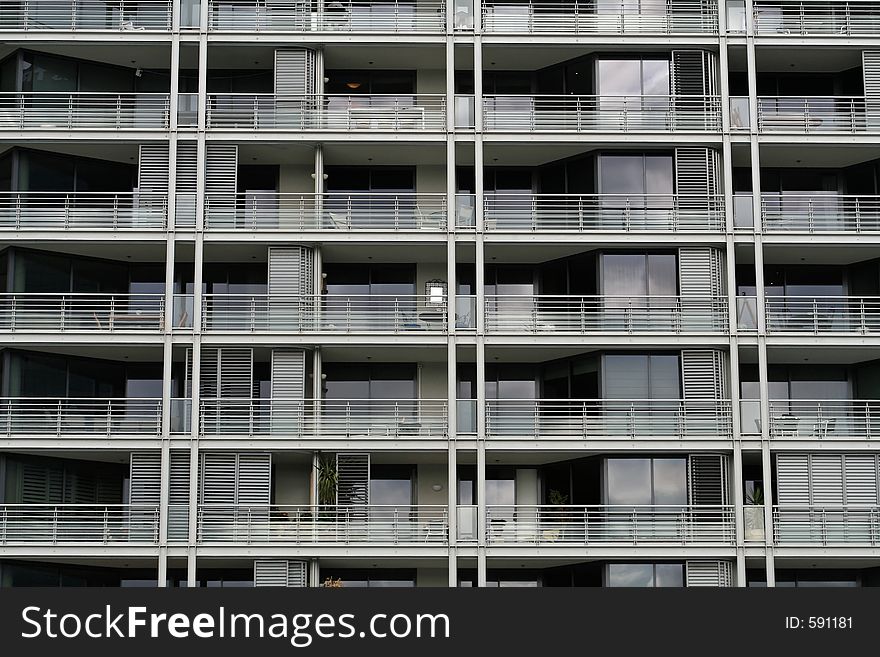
<box><xmin>483</xmin><ymin>505</ymin><xmax>735</xmax><ymax>545</ymax></box>
<box><xmin>482</xmin><ymin>0</ymin><xmax>718</xmax><ymax>34</ymax></box>
<box><xmin>208</xmin><ymin>0</ymin><xmax>446</xmax><ymax>32</ymax></box>
<box><xmin>483</xmin><ymin>95</ymin><xmax>722</xmax><ymax>133</ymax></box>
<box><xmin>484</xmin><ymin>295</ymin><xmax>728</xmax><ymax>334</ymax></box>
<box><xmin>0</xmin><ymin>192</ymin><xmax>168</xmax><ymax>230</ymax></box>
<box><xmin>0</xmin><ymin>293</ymin><xmax>166</xmax><ymax>332</ymax></box>
<box><xmin>198</xmin><ymin>398</ymin><xmax>448</xmax><ymax>437</ymax></box>
<box><xmin>761</xmin><ymin>194</ymin><xmax>880</xmax><ymax>233</ymax></box>
<box><xmin>485</xmin><ymin>399</ymin><xmax>733</xmax><ymax>439</ymax></box>
<box><xmin>207</xmin><ymin>94</ymin><xmax>446</xmax><ymax>131</ymax></box>
<box><xmin>195</xmin><ymin>505</ymin><xmax>449</xmax><ymax>544</ymax></box>
<box><xmin>765</xmin><ymin>296</ymin><xmax>880</xmax><ymax>334</ymax></box>
<box><xmin>0</xmin><ymin>398</ymin><xmax>162</xmax><ymax>436</ymax></box>
<box><xmin>0</xmin><ymin>1</ymin><xmax>172</xmax><ymax>31</ymax></box>
<box><xmin>753</xmin><ymin>1</ymin><xmax>880</xmax><ymax>36</ymax></box>
<box><xmin>0</xmin><ymin>505</ymin><xmax>160</xmax><ymax>545</ymax></box>
<box><xmin>202</xmin><ymin>294</ymin><xmax>450</xmax><ymax>333</ymax></box>
<box><xmin>774</xmin><ymin>506</ymin><xmax>880</xmax><ymax>545</ymax></box>
<box><xmin>767</xmin><ymin>399</ymin><xmax>880</xmax><ymax>440</ymax></box>
<box><xmin>484</xmin><ymin>193</ymin><xmax>725</xmax><ymax>232</ymax></box>
<box><xmin>756</xmin><ymin>97</ymin><xmax>871</xmax><ymax>133</ymax></box>
<box><xmin>204</xmin><ymin>192</ymin><xmax>447</xmax><ymax>231</ymax></box>
<box><xmin>0</xmin><ymin>93</ymin><xmax>170</xmax><ymax>130</ymax></box>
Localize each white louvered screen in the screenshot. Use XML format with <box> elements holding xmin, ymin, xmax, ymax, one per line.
<box><xmin>681</xmin><ymin>349</ymin><xmax>726</xmax><ymax>399</ymax></box>
<box><xmin>268</xmin><ymin>247</ymin><xmax>315</xmax><ymax>296</ymax></box>
<box><xmin>254</xmin><ymin>560</ymin><xmax>308</xmax><ymax>587</ymax></box>
<box><xmin>674</xmin><ymin>148</ymin><xmax>721</xmax><ymax>227</ymax></box>
<box><xmin>129</xmin><ymin>452</ymin><xmax>162</xmax><ymax>505</ymax></box>
<box><xmin>187</xmin><ymin>348</ymin><xmax>253</xmax><ymax>433</ymax></box>
<box><xmin>671</xmin><ymin>51</ymin><xmax>717</xmax><ymax>96</ymax></box>
<box><xmin>199</xmin><ymin>453</ymin><xmax>272</xmax><ymax>505</ymax></box>
<box><xmin>863</xmin><ymin>52</ymin><xmax>880</xmax><ymax>129</ymax></box>
<box><xmin>337</xmin><ymin>453</ymin><xmax>370</xmax><ymax>505</ymax></box>
<box><xmin>237</xmin><ymin>453</ymin><xmax>273</xmax><ymax>505</ymax></box>
<box><xmin>20</xmin><ymin>463</ymin><xmax>64</xmax><ymax>503</ymax></box>
<box><xmin>274</xmin><ymin>49</ymin><xmax>317</xmax><ymax>95</ymax></box>
<box><xmin>168</xmin><ymin>450</ymin><xmax>191</xmax><ymax>541</ymax></box>
<box><xmin>843</xmin><ymin>455</ymin><xmax>879</xmax><ymax>505</ymax></box>
<box><xmin>206</xmin><ymin>144</ymin><xmax>238</xmax><ymax>223</ymax></box>
<box><xmin>200</xmin><ymin>453</ymin><xmax>237</xmax><ymax>505</ymax></box>
<box><xmin>175</xmin><ymin>141</ymin><xmax>198</xmax><ymax>227</ymax></box>
<box><xmin>137</xmin><ymin>144</ymin><xmax>170</xmax><ymax>193</ymax></box>
<box><xmin>271</xmin><ymin>350</ymin><xmax>307</xmax><ymax>434</ymax></box>
<box><xmin>686</xmin><ymin>561</ymin><xmax>732</xmax><ymax>587</ymax></box>
<box><xmin>678</xmin><ymin>247</ymin><xmax>724</xmax><ymax>331</ymax></box>
<box><xmin>688</xmin><ymin>454</ymin><xmax>729</xmax><ymax>505</ymax></box>
<box><xmin>775</xmin><ymin>453</ymin><xmax>811</xmax><ymax>505</ymax></box>
<box><xmin>218</xmin><ymin>348</ymin><xmax>254</xmax><ymax>398</ymax></box>
<box><xmin>811</xmin><ymin>454</ymin><xmax>845</xmax><ymax>506</ymax></box>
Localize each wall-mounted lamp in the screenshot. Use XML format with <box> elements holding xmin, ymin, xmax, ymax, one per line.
<box><xmin>431</xmin><ymin>484</ymin><xmax>444</xmax><ymax>492</ymax></box>
<box><xmin>311</xmin><ymin>173</ymin><xmax>329</xmax><ymax>180</ymax></box>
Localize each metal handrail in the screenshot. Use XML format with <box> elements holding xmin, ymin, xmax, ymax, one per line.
<box><xmin>0</xmin><ymin>191</ymin><xmax>168</xmax><ymax>230</ymax></box>
<box><xmin>482</xmin><ymin>0</ymin><xmax>718</xmax><ymax>34</ymax></box>
<box><xmin>485</xmin><ymin>398</ymin><xmax>733</xmax><ymax>438</ymax></box>
<box><xmin>484</xmin><ymin>294</ymin><xmax>729</xmax><ymax>334</ymax></box>
<box><xmin>197</xmin><ymin>397</ymin><xmax>448</xmax><ymax>436</ymax></box>
<box><xmin>765</xmin><ymin>399</ymin><xmax>880</xmax><ymax>440</ymax></box>
<box><xmin>756</xmin><ymin>96</ymin><xmax>871</xmax><ymax>133</ymax></box>
<box><xmin>196</xmin><ymin>504</ymin><xmax>449</xmax><ymax>544</ymax></box>
<box><xmin>204</xmin><ymin>192</ymin><xmax>447</xmax><ymax>231</ymax></box>
<box><xmin>483</xmin><ymin>192</ymin><xmax>725</xmax><ymax>232</ymax></box>
<box><xmin>0</xmin><ymin>92</ymin><xmax>171</xmax><ymax>130</ymax></box>
<box><xmin>0</xmin><ymin>1</ymin><xmax>172</xmax><ymax>30</ymax></box>
<box><xmin>482</xmin><ymin>504</ymin><xmax>736</xmax><ymax>545</ymax></box>
<box><xmin>208</xmin><ymin>0</ymin><xmax>446</xmax><ymax>32</ymax></box>
<box><xmin>483</xmin><ymin>94</ymin><xmax>722</xmax><ymax>132</ymax></box>
<box><xmin>764</xmin><ymin>295</ymin><xmax>880</xmax><ymax>334</ymax></box>
<box><xmin>201</xmin><ymin>293</ymin><xmax>448</xmax><ymax>333</ymax></box>
<box><xmin>206</xmin><ymin>94</ymin><xmax>447</xmax><ymax>131</ymax></box>
<box><xmin>753</xmin><ymin>1</ymin><xmax>880</xmax><ymax>36</ymax></box>
<box><xmin>0</xmin><ymin>397</ymin><xmax>163</xmax><ymax>436</ymax></box>
<box><xmin>773</xmin><ymin>506</ymin><xmax>880</xmax><ymax>545</ymax></box>
<box><xmin>760</xmin><ymin>194</ymin><xmax>880</xmax><ymax>233</ymax></box>
<box><xmin>0</xmin><ymin>504</ymin><xmax>160</xmax><ymax>545</ymax></box>
<box><xmin>0</xmin><ymin>293</ymin><xmax>166</xmax><ymax>332</ymax></box>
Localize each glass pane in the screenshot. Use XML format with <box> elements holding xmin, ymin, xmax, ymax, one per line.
<box><xmin>652</xmin><ymin>459</ymin><xmax>687</xmax><ymax>505</ymax></box>
<box><xmin>647</xmin><ymin>254</ymin><xmax>677</xmax><ymax>297</ymax></box>
<box><xmin>597</xmin><ymin>60</ymin><xmax>641</xmax><ymax>96</ymax></box>
<box><xmin>370</xmin><ymin>480</ymin><xmax>412</xmax><ymax>505</ymax></box>
<box><xmin>607</xmin><ymin>563</ymin><xmax>654</xmax><ymax>587</ymax></box>
<box><xmin>602</xmin><ymin>254</ymin><xmax>647</xmax><ymax>296</ymax></box>
<box><xmin>604</xmin><ymin>354</ymin><xmax>649</xmax><ymax>399</ymax></box>
<box><xmin>655</xmin><ymin>564</ymin><xmax>684</xmax><ymax>587</ymax></box>
<box><xmin>599</xmin><ymin>156</ymin><xmax>645</xmax><ymax>195</ymax></box>
<box><xmin>645</xmin><ymin>156</ymin><xmax>674</xmax><ymax>195</ymax></box>
<box><xmin>606</xmin><ymin>458</ymin><xmax>652</xmax><ymax>505</ymax></box>
<box><xmin>641</xmin><ymin>60</ymin><xmax>670</xmax><ymax>96</ymax></box>
<box><xmin>486</xmin><ymin>479</ymin><xmax>515</xmax><ymax>505</ymax></box>
<box><xmin>647</xmin><ymin>354</ymin><xmax>681</xmax><ymax>399</ymax></box>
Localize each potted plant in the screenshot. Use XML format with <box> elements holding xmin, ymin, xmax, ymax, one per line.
<box><xmin>744</xmin><ymin>485</ymin><xmax>765</xmax><ymax>541</ymax></box>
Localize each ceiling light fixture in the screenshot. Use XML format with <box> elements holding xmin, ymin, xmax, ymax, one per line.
<box><xmin>345</xmin><ymin>81</ymin><xmax>362</xmax><ymax>90</ymax></box>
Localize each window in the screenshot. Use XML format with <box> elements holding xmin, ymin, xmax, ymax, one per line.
<box><xmin>596</xmin><ymin>59</ymin><xmax>669</xmax><ymax>96</ymax></box>
<box><xmin>600</xmin><ymin>253</ymin><xmax>677</xmax><ymax>298</ymax></box>
<box><xmin>598</xmin><ymin>154</ymin><xmax>674</xmax><ymax>207</ymax></box>
<box><xmin>605</xmin><ymin>457</ymin><xmax>687</xmax><ymax>505</ymax></box>
<box><xmin>602</xmin><ymin>354</ymin><xmax>681</xmax><ymax>400</ymax></box>
<box><xmin>606</xmin><ymin>563</ymin><xmax>684</xmax><ymax>587</ymax></box>
<box><xmin>369</xmin><ymin>465</ymin><xmax>413</xmax><ymax>506</ymax></box>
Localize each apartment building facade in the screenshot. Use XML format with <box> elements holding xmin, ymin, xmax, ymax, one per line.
<box><xmin>1</xmin><ymin>0</ymin><xmax>880</xmax><ymax>588</ymax></box>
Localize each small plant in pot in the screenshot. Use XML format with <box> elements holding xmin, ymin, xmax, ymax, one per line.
<box><xmin>316</xmin><ymin>455</ymin><xmax>338</xmax><ymax>521</ymax></box>
<box><xmin>744</xmin><ymin>485</ymin><xmax>765</xmax><ymax>541</ymax></box>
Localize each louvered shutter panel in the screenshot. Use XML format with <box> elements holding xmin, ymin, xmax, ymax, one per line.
<box><xmin>274</xmin><ymin>49</ymin><xmax>317</xmax><ymax>95</ymax></box>
<box><xmin>237</xmin><ymin>453</ymin><xmax>272</xmax><ymax>505</ymax></box>
<box><xmin>843</xmin><ymin>455</ymin><xmax>879</xmax><ymax>505</ymax></box>
<box><xmin>863</xmin><ymin>52</ymin><xmax>880</xmax><ymax>129</ymax></box>
<box><xmin>199</xmin><ymin>452</ymin><xmax>236</xmax><ymax>539</ymax></box>
<box><xmin>205</xmin><ymin>144</ymin><xmax>238</xmax><ymax>227</ymax></box>
<box><xmin>20</xmin><ymin>462</ymin><xmax>64</xmax><ymax>503</ymax></box>
<box><xmin>268</xmin><ymin>247</ymin><xmax>314</xmax><ymax>331</ymax></box>
<box><xmin>192</xmin><ymin>348</ymin><xmax>253</xmax><ymax>433</ymax></box>
<box><xmin>254</xmin><ymin>560</ymin><xmax>308</xmax><ymax>587</ymax></box>
<box><xmin>271</xmin><ymin>350</ymin><xmax>306</xmax><ymax>434</ymax></box>
<box><xmin>136</xmin><ymin>144</ymin><xmax>169</xmax><ymax>227</ymax></box>
<box><xmin>672</xmin><ymin>51</ymin><xmax>716</xmax><ymax>96</ymax></box>
<box><xmin>337</xmin><ymin>453</ymin><xmax>370</xmax><ymax>506</ymax></box>
<box><xmin>681</xmin><ymin>349</ymin><xmax>726</xmax><ymax>399</ymax></box>
<box><xmin>810</xmin><ymin>454</ymin><xmax>844</xmax><ymax>506</ymax></box>
<box><xmin>168</xmin><ymin>450</ymin><xmax>191</xmax><ymax>541</ymax></box>
<box><xmin>688</xmin><ymin>454</ymin><xmax>728</xmax><ymax>505</ymax></box>
<box><xmin>678</xmin><ymin>247</ymin><xmax>724</xmax><ymax>330</ymax></box>
<box><xmin>174</xmin><ymin>141</ymin><xmax>198</xmax><ymax>227</ymax></box>
<box><xmin>775</xmin><ymin>453</ymin><xmax>811</xmax><ymax>505</ymax></box>
<box><xmin>686</xmin><ymin>561</ymin><xmax>732</xmax><ymax>587</ymax></box>
<box><xmin>129</xmin><ymin>452</ymin><xmax>162</xmax><ymax>541</ymax></box>
<box><xmin>674</xmin><ymin>147</ymin><xmax>721</xmax><ymax>227</ymax></box>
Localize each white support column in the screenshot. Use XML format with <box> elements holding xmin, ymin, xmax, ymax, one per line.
<box><xmin>310</xmin><ymin>558</ymin><xmax>320</xmax><ymax>587</ymax></box>
<box><xmin>314</xmin><ymin>144</ymin><xmax>324</xmax><ymax>225</ymax></box>
<box><xmin>447</xmin><ymin>340</ymin><xmax>457</xmax><ymax>587</ymax></box>
<box><xmin>476</xmin><ymin>338</ymin><xmax>487</xmax><ymax>587</ymax></box>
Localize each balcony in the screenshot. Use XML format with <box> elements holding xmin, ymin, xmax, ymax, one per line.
<box><xmin>204</xmin><ymin>192</ymin><xmax>447</xmax><ymax>231</ymax></box>
<box><xmin>0</xmin><ymin>93</ymin><xmax>170</xmax><ymax>131</ymax></box>
<box><xmin>0</xmin><ymin>398</ymin><xmax>163</xmax><ymax>436</ymax></box>
<box><xmin>753</xmin><ymin>1</ymin><xmax>880</xmax><ymax>36</ymax></box>
<box><xmin>0</xmin><ymin>293</ymin><xmax>165</xmax><ymax>333</ymax></box>
<box><xmin>197</xmin><ymin>398</ymin><xmax>448</xmax><ymax>437</ymax></box>
<box><xmin>0</xmin><ymin>1</ymin><xmax>172</xmax><ymax>31</ymax></box>
<box><xmin>482</xmin><ymin>0</ymin><xmax>718</xmax><ymax>34</ymax></box>
<box><xmin>202</xmin><ymin>294</ymin><xmax>452</xmax><ymax>333</ymax></box>
<box><xmin>484</xmin><ymin>193</ymin><xmax>725</xmax><ymax>232</ymax></box>
<box><xmin>482</xmin><ymin>95</ymin><xmax>722</xmax><ymax>133</ymax></box>
<box><xmin>206</xmin><ymin>94</ymin><xmax>446</xmax><ymax>132</ymax></box>
<box><xmin>485</xmin><ymin>399</ymin><xmax>733</xmax><ymax>440</ymax></box>
<box><xmin>0</xmin><ymin>192</ymin><xmax>168</xmax><ymax>230</ymax></box>
<box><xmin>208</xmin><ymin>0</ymin><xmax>446</xmax><ymax>32</ymax></box>
<box><xmin>481</xmin><ymin>505</ymin><xmax>735</xmax><ymax>545</ymax></box>
<box><xmin>484</xmin><ymin>295</ymin><xmax>728</xmax><ymax>334</ymax></box>
<box><xmin>764</xmin><ymin>296</ymin><xmax>880</xmax><ymax>334</ymax></box>
<box><xmin>194</xmin><ymin>505</ymin><xmax>449</xmax><ymax>544</ymax></box>
<box><xmin>766</xmin><ymin>400</ymin><xmax>880</xmax><ymax>440</ymax></box>
<box><xmin>0</xmin><ymin>505</ymin><xmax>160</xmax><ymax>545</ymax></box>
<box><xmin>760</xmin><ymin>194</ymin><xmax>880</xmax><ymax>233</ymax></box>
<box><xmin>773</xmin><ymin>506</ymin><xmax>880</xmax><ymax>546</ymax></box>
<box><xmin>755</xmin><ymin>97</ymin><xmax>871</xmax><ymax>134</ymax></box>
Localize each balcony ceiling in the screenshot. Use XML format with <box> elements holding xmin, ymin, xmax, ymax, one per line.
<box><xmin>733</xmin><ymin>145</ymin><xmax>880</xmax><ymax>169</ymax></box>
<box><xmin>742</xmin><ymin>347</ymin><xmax>880</xmax><ymax>365</ymax></box>
<box><xmin>728</xmin><ymin>46</ymin><xmax>863</xmax><ymax>73</ymax></box>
